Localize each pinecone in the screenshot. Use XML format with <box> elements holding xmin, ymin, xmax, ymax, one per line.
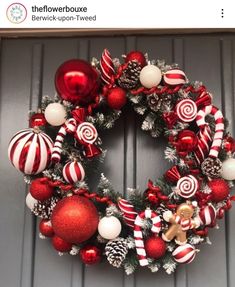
<box><xmin>105</xmin><ymin>238</ymin><xmax>128</xmax><ymax>268</ymax></box>
<box><xmin>147</xmin><ymin>93</ymin><xmax>172</xmax><ymax>112</ymax></box>
<box><xmin>32</xmin><ymin>196</ymin><xmax>59</xmax><ymax>219</ymax></box>
<box><xmin>201</xmin><ymin>157</ymin><xmax>222</xmax><ymax>178</ymax></box>
<box><xmin>118</xmin><ymin>60</ymin><xmax>141</xmax><ymax>89</ymax></box>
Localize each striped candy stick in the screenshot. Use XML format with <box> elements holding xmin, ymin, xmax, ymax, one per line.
<box><xmin>118</xmin><ymin>198</ymin><xmax>137</xmax><ymax>229</ymax></box>
<box><xmin>51</xmin><ymin>118</ymin><xmax>77</xmax><ymax>162</ymax></box>
<box><xmin>194</xmin><ymin>105</ymin><xmax>224</xmax><ymax>164</ymax></box>
<box><xmin>100</xmin><ymin>49</ymin><xmax>115</xmax><ymax>86</ymax></box>
<box><xmin>134</xmin><ymin>208</ymin><xmax>161</xmax><ymax>266</ymax></box>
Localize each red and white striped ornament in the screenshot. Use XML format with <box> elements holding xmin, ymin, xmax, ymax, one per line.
<box><xmin>51</xmin><ymin>118</ymin><xmax>77</xmax><ymax>162</ymax></box>
<box><xmin>194</xmin><ymin>125</ymin><xmax>212</xmax><ymax>164</ymax></box>
<box><xmin>62</xmin><ymin>161</ymin><xmax>85</xmax><ymax>184</ymax></box>
<box><xmin>134</xmin><ymin>208</ymin><xmax>161</xmax><ymax>266</ymax></box>
<box><xmin>172</xmin><ymin>244</ymin><xmax>197</xmax><ymax>264</ymax></box>
<box><xmin>199</xmin><ymin>204</ymin><xmax>216</xmax><ymax>226</ymax></box>
<box><xmin>174</xmin><ymin>215</ymin><xmax>194</xmax><ymax>231</ymax></box>
<box><xmin>100</xmin><ymin>49</ymin><xmax>115</xmax><ymax>86</ymax></box>
<box><xmin>195</xmin><ymin>105</ymin><xmax>224</xmax><ymax>159</ymax></box>
<box><xmin>75</xmin><ymin>122</ymin><xmax>98</xmax><ymax>145</ymax></box>
<box><xmin>176</xmin><ymin>99</ymin><xmax>197</xmax><ymax>123</ymax></box>
<box><xmin>118</xmin><ymin>198</ymin><xmax>138</xmax><ymax>229</ymax></box>
<box><xmin>163</xmin><ymin>69</ymin><xmax>187</xmax><ymax>86</ymax></box>
<box><xmin>176</xmin><ymin>175</ymin><xmax>198</xmax><ymax>198</ymax></box>
<box><xmin>8</xmin><ymin>128</ymin><xmax>53</xmax><ymax>175</ymax></box>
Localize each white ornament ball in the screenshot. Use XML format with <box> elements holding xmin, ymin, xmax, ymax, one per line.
<box><xmin>98</xmin><ymin>216</ymin><xmax>122</xmax><ymax>240</ymax></box>
<box><xmin>139</xmin><ymin>65</ymin><xmax>162</xmax><ymax>89</ymax></box>
<box><xmin>221</xmin><ymin>158</ymin><xmax>235</xmax><ymax>180</ymax></box>
<box><xmin>26</xmin><ymin>193</ymin><xmax>38</xmax><ymax>210</ymax></box>
<box><xmin>44</xmin><ymin>103</ymin><xmax>67</xmax><ymax>126</ymax></box>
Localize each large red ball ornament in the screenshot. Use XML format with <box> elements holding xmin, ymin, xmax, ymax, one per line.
<box><xmin>30</xmin><ymin>178</ymin><xmax>54</xmax><ymax>201</ymax></box>
<box><xmin>39</xmin><ymin>219</ymin><xmax>54</xmax><ymax>237</ymax></box>
<box><xmin>79</xmin><ymin>245</ymin><xmax>102</xmax><ymax>265</ymax></box>
<box><xmin>55</xmin><ymin>59</ymin><xmax>99</xmax><ymax>105</ymax></box>
<box><xmin>52</xmin><ymin>235</ymin><xmax>72</xmax><ymax>252</ymax></box>
<box><xmin>107</xmin><ymin>87</ymin><xmax>127</xmax><ymax>110</ymax></box>
<box><xmin>208</xmin><ymin>179</ymin><xmax>230</xmax><ymax>202</ymax></box>
<box><xmin>145</xmin><ymin>236</ymin><xmax>166</xmax><ymax>259</ymax></box>
<box><xmin>51</xmin><ymin>195</ymin><xmax>99</xmax><ymax>243</ymax></box>
<box><xmin>177</xmin><ymin>130</ymin><xmax>198</xmax><ymax>153</ymax></box>
<box><xmin>125</xmin><ymin>51</ymin><xmax>146</xmax><ymax>67</ymax></box>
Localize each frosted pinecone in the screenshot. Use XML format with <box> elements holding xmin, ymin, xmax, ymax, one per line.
<box><xmin>32</xmin><ymin>197</ymin><xmax>59</xmax><ymax>219</ymax></box>
<box><xmin>201</xmin><ymin>157</ymin><xmax>222</xmax><ymax>178</ymax></box>
<box><xmin>118</xmin><ymin>60</ymin><xmax>141</xmax><ymax>89</ymax></box>
<box><xmin>105</xmin><ymin>238</ymin><xmax>128</xmax><ymax>268</ymax></box>
<box><xmin>147</xmin><ymin>93</ymin><xmax>172</xmax><ymax>112</ymax></box>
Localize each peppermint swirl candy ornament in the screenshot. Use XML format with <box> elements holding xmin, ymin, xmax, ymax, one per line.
<box><xmin>176</xmin><ymin>99</ymin><xmax>197</xmax><ymax>123</ymax></box>
<box><xmin>172</xmin><ymin>244</ymin><xmax>197</xmax><ymax>264</ymax></box>
<box><xmin>176</xmin><ymin>175</ymin><xmax>199</xmax><ymax>198</ymax></box>
<box><xmin>75</xmin><ymin>122</ymin><xmax>98</xmax><ymax>145</ymax></box>
<box><xmin>163</xmin><ymin>69</ymin><xmax>187</xmax><ymax>86</ymax></box>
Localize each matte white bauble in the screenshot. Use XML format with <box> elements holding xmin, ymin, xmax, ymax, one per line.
<box><xmin>98</xmin><ymin>216</ymin><xmax>122</xmax><ymax>240</ymax></box>
<box><xmin>26</xmin><ymin>193</ymin><xmax>38</xmax><ymax>210</ymax></box>
<box><xmin>221</xmin><ymin>158</ymin><xmax>235</xmax><ymax>180</ymax></box>
<box><xmin>139</xmin><ymin>65</ymin><xmax>162</xmax><ymax>89</ymax></box>
<box><xmin>44</xmin><ymin>103</ymin><xmax>67</xmax><ymax>126</ymax></box>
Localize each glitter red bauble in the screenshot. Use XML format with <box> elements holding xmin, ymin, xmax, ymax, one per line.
<box><xmin>107</xmin><ymin>87</ymin><xmax>127</xmax><ymax>110</ymax></box>
<box><xmin>208</xmin><ymin>179</ymin><xmax>230</xmax><ymax>202</ymax></box>
<box><xmin>223</xmin><ymin>136</ymin><xmax>235</xmax><ymax>153</ymax></box>
<box><xmin>29</xmin><ymin>113</ymin><xmax>47</xmax><ymax>128</ymax></box>
<box><xmin>39</xmin><ymin>219</ymin><xmax>54</xmax><ymax>237</ymax></box>
<box><xmin>55</xmin><ymin>59</ymin><xmax>99</xmax><ymax>105</ymax></box>
<box><xmin>177</xmin><ymin>130</ymin><xmax>198</xmax><ymax>153</ymax></box>
<box><xmin>125</xmin><ymin>51</ymin><xmax>146</xmax><ymax>67</ymax></box>
<box><xmin>51</xmin><ymin>195</ymin><xmax>99</xmax><ymax>243</ymax></box>
<box><xmin>145</xmin><ymin>236</ymin><xmax>166</xmax><ymax>259</ymax></box>
<box><xmin>52</xmin><ymin>235</ymin><xmax>72</xmax><ymax>252</ymax></box>
<box><xmin>30</xmin><ymin>178</ymin><xmax>54</xmax><ymax>201</ymax></box>
<box><xmin>79</xmin><ymin>245</ymin><xmax>102</xmax><ymax>265</ymax></box>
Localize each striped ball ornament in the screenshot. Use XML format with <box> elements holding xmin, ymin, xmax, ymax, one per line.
<box><xmin>199</xmin><ymin>204</ymin><xmax>216</xmax><ymax>226</ymax></box>
<box><xmin>8</xmin><ymin>128</ymin><xmax>53</xmax><ymax>175</ymax></box>
<box><xmin>62</xmin><ymin>161</ymin><xmax>85</xmax><ymax>184</ymax></box>
<box><xmin>163</xmin><ymin>69</ymin><xmax>187</xmax><ymax>86</ymax></box>
<box><xmin>172</xmin><ymin>244</ymin><xmax>197</xmax><ymax>264</ymax></box>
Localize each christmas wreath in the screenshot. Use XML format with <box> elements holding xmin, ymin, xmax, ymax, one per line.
<box><xmin>8</xmin><ymin>49</ymin><xmax>235</xmax><ymax>274</ymax></box>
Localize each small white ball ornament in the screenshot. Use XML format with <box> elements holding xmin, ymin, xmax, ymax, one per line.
<box><xmin>26</xmin><ymin>193</ymin><xmax>38</xmax><ymax>210</ymax></box>
<box><xmin>98</xmin><ymin>216</ymin><xmax>122</xmax><ymax>240</ymax></box>
<box><xmin>139</xmin><ymin>65</ymin><xmax>162</xmax><ymax>89</ymax></box>
<box><xmin>221</xmin><ymin>158</ymin><xmax>235</xmax><ymax>180</ymax></box>
<box><xmin>45</xmin><ymin>103</ymin><xmax>67</xmax><ymax>126</ymax></box>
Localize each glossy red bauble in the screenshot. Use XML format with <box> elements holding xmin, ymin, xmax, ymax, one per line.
<box><xmin>55</xmin><ymin>59</ymin><xmax>99</xmax><ymax>105</ymax></box>
<box><xmin>107</xmin><ymin>87</ymin><xmax>127</xmax><ymax>110</ymax></box>
<box><xmin>39</xmin><ymin>219</ymin><xmax>54</xmax><ymax>237</ymax></box>
<box><xmin>29</xmin><ymin>113</ymin><xmax>47</xmax><ymax>128</ymax></box>
<box><xmin>223</xmin><ymin>136</ymin><xmax>235</xmax><ymax>153</ymax></box>
<box><xmin>145</xmin><ymin>236</ymin><xmax>166</xmax><ymax>259</ymax></box>
<box><xmin>125</xmin><ymin>51</ymin><xmax>146</xmax><ymax>67</ymax></box>
<box><xmin>208</xmin><ymin>179</ymin><xmax>230</xmax><ymax>202</ymax></box>
<box><xmin>79</xmin><ymin>245</ymin><xmax>102</xmax><ymax>265</ymax></box>
<box><xmin>52</xmin><ymin>235</ymin><xmax>72</xmax><ymax>252</ymax></box>
<box><xmin>30</xmin><ymin>178</ymin><xmax>54</xmax><ymax>201</ymax></box>
<box><xmin>177</xmin><ymin>130</ymin><xmax>198</xmax><ymax>153</ymax></box>
<box><xmin>51</xmin><ymin>195</ymin><xmax>99</xmax><ymax>243</ymax></box>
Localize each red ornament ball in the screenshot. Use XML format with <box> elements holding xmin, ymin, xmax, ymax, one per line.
<box><xmin>208</xmin><ymin>179</ymin><xmax>230</xmax><ymax>202</ymax></box>
<box><xmin>177</xmin><ymin>130</ymin><xmax>198</xmax><ymax>153</ymax></box>
<box><xmin>107</xmin><ymin>87</ymin><xmax>127</xmax><ymax>110</ymax></box>
<box><xmin>30</xmin><ymin>178</ymin><xmax>54</xmax><ymax>201</ymax></box>
<box><xmin>29</xmin><ymin>113</ymin><xmax>47</xmax><ymax>128</ymax></box>
<box><xmin>55</xmin><ymin>59</ymin><xmax>99</xmax><ymax>105</ymax></box>
<box><xmin>125</xmin><ymin>51</ymin><xmax>146</xmax><ymax>67</ymax></box>
<box><xmin>51</xmin><ymin>195</ymin><xmax>99</xmax><ymax>243</ymax></box>
<box><xmin>79</xmin><ymin>245</ymin><xmax>102</xmax><ymax>265</ymax></box>
<box><xmin>223</xmin><ymin>136</ymin><xmax>235</xmax><ymax>153</ymax></box>
<box><xmin>52</xmin><ymin>235</ymin><xmax>72</xmax><ymax>252</ymax></box>
<box><xmin>39</xmin><ymin>219</ymin><xmax>54</xmax><ymax>237</ymax></box>
<box><xmin>145</xmin><ymin>236</ymin><xmax>166</xmax><ymax>259</ymax></box>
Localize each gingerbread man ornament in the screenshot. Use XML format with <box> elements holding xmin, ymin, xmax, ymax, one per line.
<box><xmin>162</xmin><ymin>202</ymin><xmax>200</xmax><ymax>245</ymax></box>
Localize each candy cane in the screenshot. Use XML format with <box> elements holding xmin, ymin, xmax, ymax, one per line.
<box><xmin>134</xmin><ymin>209</ymin><xmax>161</xmax><ymax>266</ymax></box>
<box><xmin>51</xmin><ymin>118</ymin><xmax>77</xmax><ymax>162</ymax></box>
<box><xmin>118</xmin><ymin>199</ymin><xmax>137</xmax><ymax>229</ymax></box>
<box><xmin>195</xmin><ymin>105</ymin><xmax>224</xmax><ymax>163</ymax></box>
